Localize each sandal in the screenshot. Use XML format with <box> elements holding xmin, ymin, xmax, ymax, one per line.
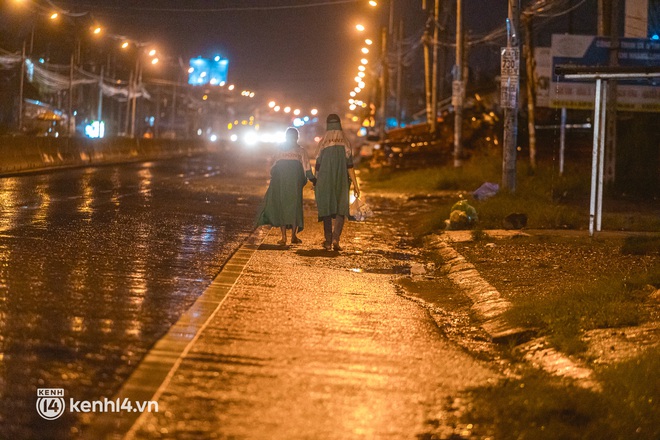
<box><xmin>291</xmin><ymin>237</ymin><xmax>302</xmax><ymax>244</ymax></box>
<box><xmin>277</xmin><ymin>239</ymin><xmax>287</xmax><ymax>246</ymax></box>
<box><xmin>332</xmin><ymin>242</ymin><xmax>342</xmax><ymax>251</ymax></box>
<box><xmin>323</xmin><ymin>242</ymin><xmax>332</xmax><ymax>251</ymax></box>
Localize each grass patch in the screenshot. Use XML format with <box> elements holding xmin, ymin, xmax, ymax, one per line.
<box><xmin>621</xmin><ymin>236</ymin><xmax>660</xmax><ymax>256</ymax></box>
<box><xmin>364</xmin><ymin>154</ymin><xmax>660</xmax><ymax>233</ymax></box>
<box><xmin>463</xmin><ymin>351</ymin><xmax>659</xmax><ymax>439</ymax></box>
<box><xmin>365</xmin><ymin>153</ymin><xmax>500</xmax><ymax>192</ymax></box>
<box><xmin>503</xmin><ymin>265</ymin><xmax>658</xmax><ymax>355</ymax></box>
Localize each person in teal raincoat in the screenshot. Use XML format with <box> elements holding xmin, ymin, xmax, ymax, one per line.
<box><xmin>314</xmin><ymin>114</ymin><xmax>360</xmax><ymax>251</ymax></box>
<box><xmin>257</xmin><ymin>127</ymin><xmax>315</xmax><ymax>245</ymax></box>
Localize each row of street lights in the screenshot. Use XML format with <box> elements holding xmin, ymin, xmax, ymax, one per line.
<box><xmin>8</xmin><ymin>0</ymin><xmax>269</xmax><ymax>139</ymax></box>
<box><xmin>347</xmin><ymin>0</ymin><xmax>391</xmax><ymax>136</ymax></box>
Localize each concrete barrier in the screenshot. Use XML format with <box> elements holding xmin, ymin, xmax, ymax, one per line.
<box><xmin>0</xmin><ymin>136</ymin><xmax>211</xmax><ymax>176</ymax></box>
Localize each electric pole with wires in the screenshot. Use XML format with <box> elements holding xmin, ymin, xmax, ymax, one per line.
<box><xmin>502</xmin><ymin>0</ymin><xmax>521</xmax><ymax>192</ymax></box>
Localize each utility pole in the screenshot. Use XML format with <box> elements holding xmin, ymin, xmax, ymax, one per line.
<box><xmin>395</xmin><ymin>19</ymin><xmax>404</xmax><ymax>128</ymax></box>
<box><xmin>452</xmin><ymin>0</ymin><xmax>464</xmax><ymax>167</ymax></box>
<box><xmin>430</xmin><ymin>0</ymin><xmax>440</xmax><ymax>134</ymax></box>
<box><xmin>68</xmin><ymin>53</ymin><xmax>74</xmax><ymax>136</ymax></box>
<box><xmin>423</xmin><ymin>3</ymin><xmax>433</xmax><ymax>126</ymax></box>
<box><xmin>523</xmin><ymin>13</ymin><xmax>537</xmax><ymax>171</ymax></box>
<box><xmin>97</xmin><ymin>65</ymin><xmax>104</xmax><ymax>123</ymax></box>
<box><xmin>599</xmin><ymin>0</ymin><xmax>620</xmax><ymax>184</ymax></box>
<box><xmin>379</xmin><ymin>26</ymin><xmax>388</xmax><ymax>139</ymax></box>
<box><xmin>18</xmin><ymin>41</ymin><xmax>26</xmax><ymax>132</ymax></box>
<box><xmin>124</xmin><ymin>70</ymin><xmax>133</xmax><ymax>136</ymax></box>
<box><xmin>502</xmin><ymin>0</ymin><xmax>521</xmax><ymax>191</ymax></box>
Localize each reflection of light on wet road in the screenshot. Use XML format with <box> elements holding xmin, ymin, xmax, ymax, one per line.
<box><xmin>70</xmin><ymin>316</ymin><xmax>84</xmax><ymax>332</ymax></box>
<box><xmin>0</xmin><ymin>178</ymin><xmax>20</xmax><ymax>233</ymax></box>
<box><xmin>0</xmin><ymin>154</ymin><xmax>269</xmax><ymax>439</ymax></box>
<box><xmin>79</xmin><ymin>169</ymin><xmax>96</xmax><ymax>217</ymax></box>
<box><xmin>32</xmin><ymin>178</ymin><xmax>52</xmax><ymax>230</ymax></box>
<box><xmin>137</xmin><ymin>166</ymin><xmax>153</xmax><ymax>200</ymax></box>
<box><xmin>110</xmin><ymin>168</ymin><xmax>122</xmax><ymax>208</ymax></box>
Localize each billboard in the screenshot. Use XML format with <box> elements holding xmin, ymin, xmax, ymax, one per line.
<box><xmin>549</xmin><ymin>34</ymin><xmax>660</xmax><ymax>112</ymax></box>
<box><xmin>188</xmin><ymin>56</ymin><xmax>229</xmax><ymax>86</ymax></box>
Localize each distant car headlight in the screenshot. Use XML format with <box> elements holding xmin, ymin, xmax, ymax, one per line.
<box><xmin>244</xmin><ymin>131</ymin><xmax>258</xmax><ymax>146</ymax></box>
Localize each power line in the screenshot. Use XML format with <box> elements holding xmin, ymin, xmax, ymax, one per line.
<box><xmin>54</xmin><ymin>0</ymin><xmax>360</xmax><ymax>13</ymax></box>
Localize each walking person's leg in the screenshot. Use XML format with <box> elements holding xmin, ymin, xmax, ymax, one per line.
<box><xmin>322</xmin><ymin>217</ymin><xmax>333</xmax><ymax>250</ymax></box>
<box><xmin>332</xmin><ymin>215</ymin><xmax>345</xmax><ymax>251</ymax></box>
<box><xmin>291</xmin><ymin>222</ymin><xmax>301</xmax><ymax>244</ymax></box>
<box><xmin>279</xmin><ymin>226</ymin><xmax>287</xmax><ymax>245</ymax></box>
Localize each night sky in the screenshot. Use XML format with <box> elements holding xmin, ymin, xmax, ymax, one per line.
<box><xmin>3</xmin><ymin>0</ymin><xmax>598</xmax><ymax>112</ymax></box>
<box><xmin>61</xmin><ymin>0</ymin><xmax>403</xmax><ymax>110</ymax></box>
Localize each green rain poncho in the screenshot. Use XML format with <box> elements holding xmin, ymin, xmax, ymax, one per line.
<box><xmin>256</xmin><ymin>144</ymin><xmax>311</xmax><ymax>232</ymax></box>
<box><xmin>314</xmin><ymin>144</ymin><xmax>352</xmax><ymax>220</ymax></box>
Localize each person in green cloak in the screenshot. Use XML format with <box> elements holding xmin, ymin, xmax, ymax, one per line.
<box><xmin>314</xmin><ymin>114</ymin><xmax>360</xmax><ymax>251</ymax></box>
<box><xmin>257</xmin><ymin>127</ymin><xmax>315</xmax><ymax>245</ymax></box>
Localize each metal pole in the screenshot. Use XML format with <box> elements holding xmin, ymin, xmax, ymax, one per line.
<box><xmin>523</xmin><ymin>13</ymin><xmax>537</xmax><ymax>171</ymax></box>
<box><xmin>155</xmin><ymin>85</ymin><xmax>161</xmax><ymax>138</ymax></box>
<box><xmin>379</xmin><ymin>26</ymin><xmax>388</xmax><ymax>139</ymax></box>
<box><xmin>502</xmin><ymin>0</ymin><xmax>520</xmax><ymax>191</ymax></box>
<box><xmin>423</xmin><ymin>26</ymin><xmax>432</xmax><ymax>126</ymax></box>
<box><xmin>29</xmin><ymin>23</ymin><xmax>35</xmax><ymax>56</ymax></box>
<box><xmin>430</xmin><ymin>0</ymin><xmax>439</xmax><ymax>134</ymax></box>
<box><xmin>453</xmin><ymin>0</ymin><xmax>463</xmax><ymax>167</ymax></box>
<box><xmin>559</xmin><ymin>107</ymin><xmax>566</xmax><ymax>175</ymax></box>
<box><xmin>68</xmin><ymin>53</ymin><xmax>74</xmax><ymax>136</ymax></box>
<box><xmin>596</xmin><ymin>80</ymin><xmax>607</xmax><ymax>232</ymax></box>
<box><xmin>589</xmin><ymin>79</ymin><xmax>603</xmax><ymax>237</ymax></box>
<box><xmin>18</xmin><ymin>41</ymin><xmax>26</xmax><ymax>132</ymax></box>
<box><xmin>125</xmin><ymin>70</ymin><xmax>133</xmax><ymax>135</ymax></box>
<box><xmin>130</xmin><ymin>58</ymin><xmax>140</xmax><ymax>138</ymax></box>
<box><xmin>395</xmin><ymin>19</ymin><xmax>403</xmax><ymax>128</ymax></box>
<box><xmin>97</xmin><ymin>65</ymin><xmax>104</xmax><ymax>122</ymax></box>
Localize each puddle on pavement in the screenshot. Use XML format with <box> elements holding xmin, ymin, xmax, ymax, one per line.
<box><xmin>349</xmin><ymin>265</ymin><xmax>410</xmax><ymax>275</ymax></box>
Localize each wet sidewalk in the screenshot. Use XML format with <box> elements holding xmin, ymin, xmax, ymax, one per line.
<box><xmin>85</xmin><ymin>194</ymin><xmax>497</xmax><ymax>439</ymax></box>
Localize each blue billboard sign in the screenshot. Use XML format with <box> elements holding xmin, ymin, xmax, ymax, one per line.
<box><xmin>188</xmin><ymin>56</ymin><xmax>229</xmax><ymax>86</ymax></box>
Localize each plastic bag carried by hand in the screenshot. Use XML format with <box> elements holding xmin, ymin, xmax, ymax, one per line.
<box><xmin>349</xmin><ymin>197</ymin><xmax>374</xmax><ymax>221</ymax></box>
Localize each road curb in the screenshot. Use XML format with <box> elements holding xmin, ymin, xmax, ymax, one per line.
<box><xmin>81</xmin><ymin>227</ymin><xmax>269</xmax><ymax>439</ymax></box>
<box><xmin>427</xmin><ymin>233</ymin><xmax>599</xmax><ymax>389</ymax></box>
<box><xmin>429</xmin><ymin>235</ymin><xmax>532</xmax><ymax>343</ymax></box>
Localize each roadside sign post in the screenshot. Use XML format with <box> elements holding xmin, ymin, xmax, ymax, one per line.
<box><xmin>501</xmin><ymin>45</ymin><xmax>520</xmax><ymax>191</ymax></box>
<box><xmin>555</xmin><ymin>65</ymin><xmax>660</xmax><ymax>236</ymax></box>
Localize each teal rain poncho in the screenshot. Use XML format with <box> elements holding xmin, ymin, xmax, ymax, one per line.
<box><xmin>314</xmin><ymin>144</ymin><xmax>352</xmax><ymax>220</ymax></box>
<box><xmin>256</xmin><ymin>146</ymin><xmax>310</xmax><ymax>232</ymax></box>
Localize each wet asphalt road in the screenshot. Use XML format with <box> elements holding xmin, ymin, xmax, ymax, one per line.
<box><xmin>0</xmin><ymin>152</ymin><xmax>268</xmax><ymax>439</ymax></box>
